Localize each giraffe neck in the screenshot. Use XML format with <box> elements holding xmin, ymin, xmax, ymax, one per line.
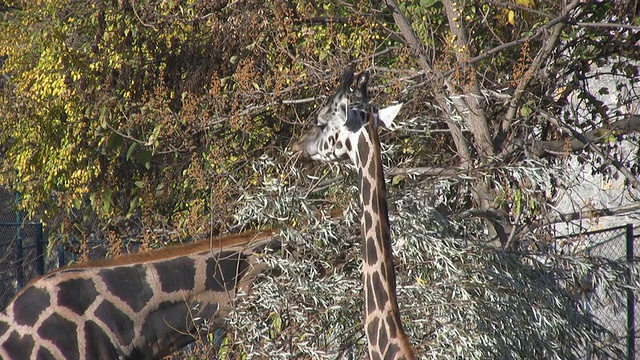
<box><xmin>0</xmin><ymin>231</ymin><xmax>276</xmax><ymax>360</ymax></box>
<box><xmin>353</xmin><ymin>119</ymin><xmax>415</xmax><ymax>360</ymax></box>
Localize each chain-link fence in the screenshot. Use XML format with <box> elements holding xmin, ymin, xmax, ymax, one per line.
<box><xmin>0</xmin><ymin>178</ymin><xmax>146</xmax><ymax>310</ymax></box>
<box><xmin>0</xmin><ymin>226</ymin><xmax>143</xmax><ymax>311</ymax></box>
<box><xmin>560</xmin><ymin>224</ymin><xmax>637</xmax><ymax>360</ymax></box>
<box><xmin>0</xmin><ymin>195</ymin><xmax>144</xmax><ymax>311</ymax></box>
<box><xmin>0</xmin><ymin>223</ymin><xmax>46</xmax><ymax>309</ymax></box>
<box><xmin>0</xmin><ymin>184</ymin><xmax>50</xmax><ymax>310</ymax></box>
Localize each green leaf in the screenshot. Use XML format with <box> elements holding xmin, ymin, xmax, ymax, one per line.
<box><xmin>625</xmin><ymin>64</ymin><xmax>638</xmax><ymax>77</ymax></box>
<box><xmin>134</xmin><ymin>180</ymin><xmax>145</xmax><ymax>188</ymax></box>
<box><xmin>126</xmin><ymin>142</ymin><xmax>137</xmax><ymax>160</ymax></box>
<box><xmin>103</xmin><ymin>189</ymin><xmax>112</xmax><ymax>212</ymax></box>
<box><xmin>269</xmin><ymin>312</ymin><xmax>282</xmax><ymax>339</ymax></box>
<box><xmin>392</xmin><ymin>175</ymin><xmax>404</xmax><ymax>186</ymax></box>
<box><xmin>520</xmin><ymin>105</ymin><xmax>532</xmax><ymax>118</ymax></box>
<box><xmin>514</xmin><ymin>188</ymin><xmax>522</xmax><ymax>215</ymax></box>
<box><xmin>150</xmin><ymin>125</ymin><xmax>162</xmax><ymax>148</ymax></box>
<box><xmin>107</xmin><ymin>133</ymin><xmax>124</xmax><ymax>152</ymax></box>
<box><xmin>135</xmin><ymin>148</ymin><xmax>152</xmax><ymax>170</ymax></box>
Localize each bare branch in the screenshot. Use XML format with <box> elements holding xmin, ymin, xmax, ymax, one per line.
<box><xmin>282</xmin><ymin>97</ymin><xmax>318</xmax><ymax>105</ymax></box>
<box><xmin>521</xmin><ymin>114</ymin><xmax>640</xmax><ymax>158</ymax></box>
<box><xmin>575</xmin><ymin>22</ymin><xmax>640</xmax><ymax>31</ymax></box>
<box><xmin>388</xmin><ymin>167</ymin><xmax>457</xmax><ymax>177</ymax></box>
<box><xmin>552</xmin><ymin>203</ymin><xmax>640</xmax><ymax>223</ymax></box>
<box><xmin>384</xmin><ymin>0</ymin><xmax>473</xmax><ymax>165</ymax></box>
<box><xmin>519</xmin><ymin>202</ymin><xmax>640</xmax><ymax>235</ymax></box>
<box><xmin>442</xmin><ymin>0</ymin><xmax>495</xmax><ymax>157</ymax></box>
<box><xmin>536</xmin><ymin>111</ymin><xmax>640</xmax><ymax>189</ymax></box>
<box><xmin>502</xmin><ymin>0</ymin><xmax>581</xmax><ymax>134</ymax></box>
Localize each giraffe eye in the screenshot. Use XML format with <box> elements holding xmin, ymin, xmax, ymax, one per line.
<box><xmin>318</xmin><ymin>123</ymin><xmax>327</xmax><ymax>131</ymax></box>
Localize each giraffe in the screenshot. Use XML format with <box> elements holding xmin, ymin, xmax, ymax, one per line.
<box><xmin>293</xmin><ymin>68</ymin><xmax>414</xmax><ymax>360</ymax></box>
<box><xmin>0</xmin><ymin>230</ymin><xmax>279</xmax><ymax>360</ymax></box>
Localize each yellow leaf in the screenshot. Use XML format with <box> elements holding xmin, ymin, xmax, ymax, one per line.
<box><xmin>392</xmin><ymin>175</ymin><xmax>404</xmax><ymax>186</ymax></box>
<box><xmin>507</xmin><ymin>10</ymin><xmax>516</xmax><ymax>26</ymax></box>
<box><xmin>515</xmin><ymin>0</ymin><xmax>535</xmax><ymax>8</ymax></box>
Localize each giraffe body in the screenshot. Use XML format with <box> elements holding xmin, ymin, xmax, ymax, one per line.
<box><xmin>0</xmin><ymin>230</ymin><xmax>278</xmax><ymax>360</ymax></box>
<box><xmin>294</xmin><ymin>68</ymin><xmax>415</xmax><ymax>359</ymax></box>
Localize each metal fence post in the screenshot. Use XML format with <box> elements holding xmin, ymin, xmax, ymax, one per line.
<box><xmin>14</xmin><ymin>191</ymin><xmax>23</xmax><ymax>290</ymax></box>
<box><xmin>58</xmin><ymin>244</ymin><xmax>65</xmax><ymax>268</ymax></box>
<box><xmin>627</xmin><ymin>223</ymin><xmax>635</xmax><ymax>360</ymax></box>
<box><xmin>35</xmin><ymin>223</ymin><xmax>44</xmax><ymax>275</ymax></box>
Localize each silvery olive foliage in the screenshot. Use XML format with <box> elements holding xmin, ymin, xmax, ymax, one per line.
<box><xmin>219</xmin><ymin>154</ymin><xmax>635</xmax><ymax>359</ymax></box>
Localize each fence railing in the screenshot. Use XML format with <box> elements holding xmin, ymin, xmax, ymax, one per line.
<box><xmin>0</xmin><ymin>210</ymin><xmax>637</xmax><ymax>358</ymax></box>
<box><xmin>558</xmin><ymin>224</ymin><xmax>637</xmax><ymax>360</ymax></box>
<box><xmin>0</xmin><ymin>228</ymin><xmax>143</xmax><ymax>310</ymax></box>
<box><xmin>0</xmin><ymin>222</ymin><xmax>47</xmax><ymax>310</ymax></box>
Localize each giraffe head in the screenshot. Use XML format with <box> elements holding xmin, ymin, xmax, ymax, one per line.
<box><xmin>292</xmin><ymin>68</ymin><xmax>402</xmax><ymax>164</ymax></box>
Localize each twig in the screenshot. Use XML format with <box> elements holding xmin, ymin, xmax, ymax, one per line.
<box><xmin>440</xmin><ymin>0</ymin><xmax>581</xmax><ymax>79</ymax></box>
<box><xmin>561</xmin><ymin>126</ymin><xmax>640</xmax><ymax>190</ymax></box>
<box><xmin>282</xmin><ymin>97</ymin><xmax>318</xmax><ymax>105</ymax></box>
<box><xmin>130</xmin><ymin>0</ymin><xmax>157</xmax><ymax>29</ymax></box>
<box><xmin>519</xmin><ymin>202</ymin><xmax>640</xmax><ymax>236</ymax></box>
<box><xmin>537</xmin><ymin>110</ymin><xmax>640</xmax><ymax>189</ymax></box>
<box><xmin>385</xmin><ymin>0</ymin><xmax>473</xmax><ymax>165</ymax></box>
<box><xmin>502</xmin><ymin>0</ymin><xmax>581</xmax><ymax>134</ymax></box>
<box><xmin>504</xmin><ymin>211</ymin><xmax>521</xmax><ymax>249</ymax></box>
<box><xmin>388</xmin><ymin>167</ymin><xmax>457</xmax><ymax>177</ymax></box>
<box><xmin>575</xmin><ymin>22</ymin><xmax>640</xmax><ymax>31</ymax></box>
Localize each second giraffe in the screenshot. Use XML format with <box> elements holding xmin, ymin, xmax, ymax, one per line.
<box><xmin>293</xmin><ymin>68</ymin><xmax>415</xmax><ymax>360</ymax></box>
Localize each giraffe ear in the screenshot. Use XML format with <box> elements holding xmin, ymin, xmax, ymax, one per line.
<box><xmin>378</xmin><ymin>103</ymin><xmax>403</xmax><ymax>128</ymax></box>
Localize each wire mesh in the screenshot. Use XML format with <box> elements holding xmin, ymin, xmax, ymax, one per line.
<box><xmin>0</xmin><ymin>223</ymin><xmax>45</xmax><ymax>310</ymax></box>
<box><xmin>563</xmin><ymin>225</ymin><xmax>636</xmax><ymax>359</ymax></box>
<box><xmin>0</xmin><ymin>186</ymin><xmax>15</xmax><ymax>224</ymax></box>
<box><xmin>20</xmin><ymin>225</ymin><xmax>43</xmax><ymax>286</ymax></box>
<box><xmin>0</xmin><ymin>184</ymin><xmax>19</xmax><ymax>311</ymax></box>
<box><xmin>0</xmin><ymin>230</ymin><xmax>17</xmax><ymax>311</ymax></box>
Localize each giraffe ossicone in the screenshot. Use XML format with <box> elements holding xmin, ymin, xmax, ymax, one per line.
<box><xmin>294</xmin><ymin>68</ymin><xmax>415</xmax><ymax>360</ymax></box>
<box><xmin>293</xmin><ymin>68</ymin><xmax>403</xmax><ymax>164</ymax></box>
<box><xmin>0</xmin><ymin>230</ymin><xmax>279</xmax><ymax>360</ymax></box>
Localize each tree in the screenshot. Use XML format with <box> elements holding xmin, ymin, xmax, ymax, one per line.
<box><xmin>383</xmin><ymin>0</ymin><xmax>640</xmax><ymax>245</ymax></box>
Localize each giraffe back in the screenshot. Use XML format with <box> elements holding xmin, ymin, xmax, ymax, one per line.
<box><xmin>0</xmin><ymin>230</ymin><xmax>279</xmax><ymax>360</ymax></box>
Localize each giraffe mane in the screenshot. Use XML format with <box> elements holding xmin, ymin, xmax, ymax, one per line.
<box><xmin>27</xmin><ymin>230</ymin><xmax>277</xmax><ymax>282</ymax></box>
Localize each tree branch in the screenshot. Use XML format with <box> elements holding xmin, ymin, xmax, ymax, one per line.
<box><xmin>554</xmin><ymin>115</ymin><xmax>640</xmax><ymax>190</ymax></box>
<box><xmin>522</xmin><ymin>114</ymin><xmax>640</xmax><ymax>157</ymax></box>
<box><xmin>442</xmin><ymin>0</ymin><xmax>494</xmax><ymax>157</ymax></box>
<box><xmin>384</xmin><ymin>0</ymin><xmax>472</xmax><ymax>165</ymax></box>
<box><xmin>575</xmin><ymin>22</ymin><xmax>640</xmax><ymax>31</ymax></box>
<box><xmin>386</xmin><ymin>0</ymin><xmax>471</xmax><ymax>164</ymax></box>
<box><xmin>501</xmin><ymin>0</ymin><xmax>581</xmax><ymax>135</ymax></box>
<box><xmin>519</xmin><ymin>202</ymin><xmax>640</xmax><ymax>236</ymax></box>
<box><xmin>388</xmin><ymin>167</ymin><xmax>457</xmax><ymax>177</ymax></box>
<box><xmin>439</xmin><ymin>0</ymin><xmax>581</xmax><ymax>79</ymax></box>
